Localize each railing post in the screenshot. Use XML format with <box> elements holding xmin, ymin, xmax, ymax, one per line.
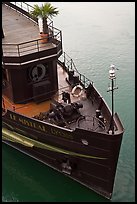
<box><xmin>27</xmin><ymin>4</ymin><xmax>29</xmax><ymax>13</ymax></box>
<box><xmin>17</xmin><ymin>44</ymin><xmax>20</xmax><ymax>58</ymax></box>
<box><xmin>37</xmin><ymin>39</ymin><xmax>39</xmax><ymax>52</ymax></box>
<box><xmin>64</xmin><ymin>52</ymin><xmax>66</xmax><ymax>67</ymax></box>
<box><xmin>71</xmin><ymin>59</ymin><xmax>73</xmax><ymax>70</ymax></box>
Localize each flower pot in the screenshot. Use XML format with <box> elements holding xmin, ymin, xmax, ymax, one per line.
<box><xmin>39</xmin><ymin>33</ymin><xmax>48</xmax><ymax>43</ymax></box>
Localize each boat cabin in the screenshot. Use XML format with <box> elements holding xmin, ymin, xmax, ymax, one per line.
<box><xmin>2</xmin><ymin>2</ymin><xmax>62</xmax><ymax>104</ymax></box>
<box><xmin>2</xmin><ymin>60</ymin><xmax>58</xmax><ymax>104</ymax></box>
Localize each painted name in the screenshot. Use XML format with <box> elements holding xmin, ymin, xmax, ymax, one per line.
<box><xmin>9</xmin><ymin>113</ymin><xmax>73</xmax><ymax>139</ymax></box>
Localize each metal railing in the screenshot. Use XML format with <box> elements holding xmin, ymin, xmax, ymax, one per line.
<box><xmin>4</xmin><ymin>2</ymin><xmax>53</xmax><ymax>26</ymax></box>
<box><xmin>3</xmin><ymin>30</ymin><xmax>62</xmax><ymax>57</ymax></box>
<box><xmin>6</xmin><ymin>2</ymin><xmax>36</xmax><ymax>21</ymax></box>
<box><xmin>2</xmin><ymin>2</ymin><xmax>61</xmax><ymax>58</ymax></box>
<box><xmin>58</xmin><ymin>52</ymin><xmax>93</xmax><ymax>88</ymax></box>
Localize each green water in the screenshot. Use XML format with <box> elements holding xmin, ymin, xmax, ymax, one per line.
<box><xmin>2</xmin><ymin>2</ymin><xmax>135</xmax><ymax>202</ymax></box>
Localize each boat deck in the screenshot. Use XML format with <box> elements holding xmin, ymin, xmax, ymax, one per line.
<box><xmin>2</xmin><ymin>3</ymin><xmax>56</xmax><ymax>57</ymax></box>
<box><xmin>2</xmin><ymin>4</ymin><xmax>39</xmax><ymax>44</ymax></box>
<box><xmin>3</xmin><ymin>62</ymin><xmax>104</xmax><ymax>132</ymax></box>
<box><xmin>2</xmin><ymin>2</ymin><xmax>108</xmax><ymax>133</ymax></box>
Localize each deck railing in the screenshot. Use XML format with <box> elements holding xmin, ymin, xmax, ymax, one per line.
<box><xmin>58</xmin><ymin>52</ymin><xmax>93</xmax><ymax>88</ymax></box>
<box><xmin>2</xmin><ymin>30</ymin><xmax>62</xmax><ymax>57</ymax></box>
<box><xmin>4</xmin><ymin>2</ymin><xmax>53</xmax><ymax>26</ymax></box>
<box><xmin>2</xmin><ymin>2</ymin><xmax>62</xmax><ymax>58</ymax></box>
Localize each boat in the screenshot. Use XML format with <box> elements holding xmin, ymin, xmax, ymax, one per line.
<box><xmin>2</xmin><ymin>2</ymin><xmax>124</xmax><ymax>200</ymax></box>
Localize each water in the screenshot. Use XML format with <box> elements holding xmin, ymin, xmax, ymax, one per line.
<box><xmin>2</xmin><ymin>2</ymin><xmax>135</xmax><ymax>202</ymax></box>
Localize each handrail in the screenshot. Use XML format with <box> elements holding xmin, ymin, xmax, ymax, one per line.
<box><xmin>2</xmin><ymin>96</ymin><xmax>15</xmax><ymax>111</ymax></box>
<box><xmin>58</xmin><ymin>52</ymin><xmax>93</xmax><ymax>88</ymax></box>
<box><xmin>4</xmin><ymin>2</ymin><xmax>53</xmax><ymax>26</ymax></box>
<box><xmin>3</xmin><ymin>29</ymin><xmax>61</xmax><ymax>54</ymax></box>
<box><xmin>4</xmin><ymin>2</ymin><xmax>54</xmax><ymax>33</ymax></box>
<box><xmin>2</xmin><ymin>2</ymin><xmax>61</xmax><ymax>57</ymax></box>
<box><xmin>4</xmin><ymin>2</ymin><xmax>38</xmax><ymax>24</ymax></box>
<box><xmin>2</xmin><ymin>32</ymin><xmax>61</xmax><ymax>58</ymax></box>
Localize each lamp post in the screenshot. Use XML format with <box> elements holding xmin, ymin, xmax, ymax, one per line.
<box><xmin>107</xmin><ymin>64</ymin><xmax>118</xmax><ymax>134</ymax></box>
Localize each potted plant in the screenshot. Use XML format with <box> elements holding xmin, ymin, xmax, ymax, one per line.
<box><xmin>30</xmin><ymin>3</ymin><xmax>59</xmax><ymax>43</ymax></box>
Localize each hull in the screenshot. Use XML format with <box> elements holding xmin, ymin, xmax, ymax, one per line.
<box><xmin>2</xmin><ymin>109</ymin><xmax>123</xmax><ymax>200</ymax></box>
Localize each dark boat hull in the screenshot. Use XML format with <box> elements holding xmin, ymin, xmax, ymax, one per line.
<box><xmin>2</xmin><ymin>109</ymin><xmax>123</xmax><ymax>199</ymax></box>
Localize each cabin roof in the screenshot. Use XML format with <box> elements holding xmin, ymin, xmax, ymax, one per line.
<box><xmin>2</xmin><ymin>4</ymin><xmax>40</xmax><ymax>44</ymax></box>
<box><xmin>2</xmin><ymin>3</ymin><xmax>59</xmax><ymax>59</ymax></box>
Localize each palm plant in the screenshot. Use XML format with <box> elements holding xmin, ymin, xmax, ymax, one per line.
<box><xmin>30</xmin><ymin>3</ymin><xmax>59</xmax><ymax>35</ymax></box>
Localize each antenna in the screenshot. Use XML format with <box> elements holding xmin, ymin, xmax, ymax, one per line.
<box><xmin>107</xmin><ymin>64</ymin><xmax>118</xmax><ymax>134</ymax></box>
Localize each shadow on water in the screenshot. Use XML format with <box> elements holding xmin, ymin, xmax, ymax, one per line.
<box><xmin>2</xmin><ymin>143</ymin><xmax>109</xmax><ymax>202</ymax></box>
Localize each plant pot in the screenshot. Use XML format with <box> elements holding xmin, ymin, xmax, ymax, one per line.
<box><xmin>39</xmin><ymin>33</ymin><xmax>48</xmax><ymax>43</ymax></box>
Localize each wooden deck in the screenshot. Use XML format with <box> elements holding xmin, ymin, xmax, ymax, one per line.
<box><xmin>2</xmin><ymin>4</ymin><xmax>39</xmax><ymax>44</ymax></box>
<box><xmin>2</xmin><ymin>3</ymin><xmax>56</xmax><ymax>57</ymax></box>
